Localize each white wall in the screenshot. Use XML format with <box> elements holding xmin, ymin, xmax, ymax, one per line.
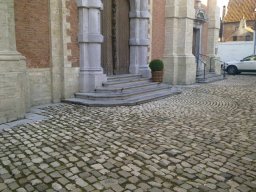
<box><xmin>218</xmin><ymin>41</ymin><xmax>254</xmax><ymax>62</ymax></box>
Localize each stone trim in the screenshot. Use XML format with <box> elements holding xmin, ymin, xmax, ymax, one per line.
<box><xmin>48</xmin><ymin>0</ymin><xmax>80</xmax><ymax>100</ymax></box>
<box><xmin>49</xmin><ymin>0</ymin><xmax>64</xmax><ymax>102</ymax></box>
<box><xmin>78</xmin><ymin>34</ymin><xmax>104</xmax><ymax>43</ymax></box>
<box><xmin>129</xmin><ymin>39</ymin><xmax>150</xmax><ymax>46</ymax></box>
<box><xmin>129</xmin><ymin>11</ymin><xmax>150</xmax><ymax>18</ymax></box>
<box><xmin>77</xmin><ymin>0</ymin><xmax>103</xmax><ymax>9</ymax></box>
<box><xmin>63</xmin><ymin>0</ymin><xmax>73</xmax><ymax>68</ymax></box>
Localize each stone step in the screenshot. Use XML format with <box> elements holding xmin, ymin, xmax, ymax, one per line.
<box><xmin>64</xmin><ymin>88</ymin><xmax>181</xmax><ymax>107</ymax></box>
<box><xmin>102</xmin><ymin>80</ymin><xmax>154</xmax><ymax>88</ymax></box>
<box><xmin>103</xmin><ymin>77</ymin><xmax>150</xmax><ymax>86</ymax></box>
<box><xmin>64</xmin><ymin>73</ymin><xmax>182</xmax><ymax>106</ymax></box>
<box><xmin>107</xmin><ymin>74</ymin><xmax>142</xmax><ymax>81</ymax></box>
<box><xmin>197</xmin><ymin>73</ymin><xmax>224</xmax><ymax>83</ymax></box>
<box><xmin>75</xmin><ymin>84</ymin><xmax>171</xmax><ymax>100</ymax></box>
<box><xmin>95</xmin><ymin>82</ymin><xmax>163</xmax><ymax>93</ymax></box>
<box><xmin>197</xmin><ymin>72</ymin><xmax>218</xmax><ymax>78</ymax></box>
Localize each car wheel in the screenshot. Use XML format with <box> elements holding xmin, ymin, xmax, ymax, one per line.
<box><xmin>227</xmin><ymin>66</ymin><xmax>238</xmax><ymax>75</ymax></box>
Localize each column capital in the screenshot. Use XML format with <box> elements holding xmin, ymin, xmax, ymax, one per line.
<box><xmin>78</xmin><ymin>34</ymin><xmax>103</xmax><ymax>43</ymax></box>
<box><xmin>77</xmin><ymin>0</ymin><xmax>103</xmax><ymax>9</ymax></box>
<box><xmin>129</xmin><ymin>11</ymin><xmax>150</xmax><ymax>19</ymax></box>
<box><xmin>129</xmin><ymin>38</ymin><xmax>149</xmax><ymax>46</ymax></box>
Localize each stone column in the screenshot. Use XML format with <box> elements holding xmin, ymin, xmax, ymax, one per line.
<box><xmin>77</xmin><ymin>0</ymin><xmax>106</xmax><ymax>93</ymax></box>
<box><xmin>207</xmin><ymin>0</ymin><xmax>221</xmax><ymax>74</ymax></box>
<box><xmin>129</xmin><ymin>0</ymin><xmax>151</xmax><ymax>78</ymax></box>
<box><xmin>49</xmin><ymin>0</ymin><xmax>64</xmax><ymax>103</ymax></box>
<box><xmin>163</xmin><ymin>0</ymin><xmax>196</xmax><ymax>85</ymax></box>
<box><xmin>0</xmin><ymin>0</ymin><xmax>27</xmax><ymax>124</ymax></box>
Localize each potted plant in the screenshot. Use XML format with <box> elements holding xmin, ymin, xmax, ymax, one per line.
<box><xmin>149</xmin><ymin>59</ymin><xmax>164</xmax><ymax>82</ymax></box>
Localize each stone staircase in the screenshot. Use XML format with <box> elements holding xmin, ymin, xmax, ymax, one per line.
<box><xmin>196</xmin><ymin>72</ymin><xmax>225</xmax><ymax>83</ymax></box>
<box><xmin>64</xmin><ymin>74</ymin><xmax>181</xmax><ymax>106</ymax></box>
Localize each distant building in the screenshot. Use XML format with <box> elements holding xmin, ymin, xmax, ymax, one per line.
<box><xmin>222</xmin><ymin>0</ymin><xmax>256</xmax><ymax>42</ymax></box>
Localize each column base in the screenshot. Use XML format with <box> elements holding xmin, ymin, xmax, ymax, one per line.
<box><xmin>129</xmin><ymin>64</ymin><xmax>139</xmax><ymax>75</ymax></box>
<box><xmin>209</xmin><ymin>56</ymin><xmax>222</xmax><ymax>75</ymax></box>
<box><xmin>0</xmin><ymin>52</ymin><xmax>27</xmax><ymax>124</ymax></box>
<box><xmin>129</xmin><ymin>65</ymin><xmax>151</xmax><ymax>78</ymax></box>
<box><xmin>163</xmin><ymin>55</ymin><xmax>197</xmax><ymax>85</ymax></box>
<box><xmin>129</xmin><ymin>46</ymin><xmax>151</xmax><ymax>78</ymax></box>
<box><xmin>79</xmin><ymin>70</ymin><xmax>107</xmax><ymax>93</ymax></box>
<box><xmin>139</xmin><ymin>66</ymin><xmax>151</xmax><ymax>78</ymax></box>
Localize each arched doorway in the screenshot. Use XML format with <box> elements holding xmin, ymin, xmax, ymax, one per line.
<box><xmin>101</xmin><ymin>0</ymin><xmax>130</xmax><ymax>75</ymax></box>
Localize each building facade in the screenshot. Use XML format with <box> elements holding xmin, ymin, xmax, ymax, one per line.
<box><xmin>0</xmin><ymin>0</ymin><xmax>219</xmax><ymax>124</ymax></box>
<box><xmin>222</xmin><ymin>0</ymin><xmax>256</xmax><ymax>42</ymax></box>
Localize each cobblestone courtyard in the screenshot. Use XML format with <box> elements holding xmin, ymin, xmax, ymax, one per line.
<box><xmin>0</xmin><ymin>75</ymin><xmax>256</xmax><ymax>192</ymax></box>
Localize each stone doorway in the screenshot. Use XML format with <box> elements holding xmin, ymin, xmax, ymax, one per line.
<box><xmin>101</xmin><ymin>0</ymin><xmax>130</xmax><ymax>76</ymax></box>
<box><xmin>193</xmin><ymin>27</ymin><xmax>203</xmax><ymax>74</ymax></box>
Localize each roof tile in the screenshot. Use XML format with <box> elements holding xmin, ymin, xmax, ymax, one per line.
<box><xmin>224</xmin><ymin>0</ymin><xmax>256</xmax><ymax>22</ymax></box>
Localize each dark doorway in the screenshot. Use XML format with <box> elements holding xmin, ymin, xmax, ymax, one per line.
<box><xmin>101</xmin><ymin>0</ymin><xmax>130</xmax><ymax>75</ymax></box>
<box><xmin>192</xmin><ymin>28</ymin><xmax>200</xmax><ymax>58</ymax></box>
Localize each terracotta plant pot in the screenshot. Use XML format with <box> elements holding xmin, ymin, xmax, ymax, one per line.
<box><xmin>152</xmin><ymin>71</ymin><xmax>163</xmax><ymax>82</ymax></box>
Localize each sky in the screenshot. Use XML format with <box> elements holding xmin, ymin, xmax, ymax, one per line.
<box><xmin>201</xmin><ymin>0</ymin><xmax>230</xmax><ymax>17</ymax></box>
<box><xmin>201</xmin><ymin>0</ymin><xmax>230</xmax><ymax>6</ymax></box>
<box><xmin>217</xmin><ymin>0</ymin><xmax>230</xmax><ymax>17</ymax></box>
<box><xmin>217</xmin><ymin>0</ymin><xmax>230</xmax><ymax>7</ymax></box>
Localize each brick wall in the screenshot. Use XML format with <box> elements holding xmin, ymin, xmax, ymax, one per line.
<box><xmin>151</xmin><ymin>0</ymin><xmax>166</xmax><ymax>60</ymax></box>
<box><xmin>67</xmin><ymin>0</ymin><xmax>80</xmax><ymax>67</ymax></box>
<box><xmin>14</xmin><ymin>0</ymin><xmax>50</xmax><ymax>68</ymax></box>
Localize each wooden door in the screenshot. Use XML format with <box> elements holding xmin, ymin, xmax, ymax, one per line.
<box><xmin>114</xmin><ymin>0</ymin><xmax>130</xmax><ymax>75</ymax></box>
<box><xmin>101</xmin><ymin>0</ymin><xmax>113</xmax><ymax>75</ymax></box>
<box><xmin>101</xmin><ymin>0</ymin><xmax>130</xmax><ymax>75</ymax></box>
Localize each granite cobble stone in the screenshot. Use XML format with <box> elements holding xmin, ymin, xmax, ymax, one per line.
<box><xmin>0</xmin><ymin>76</ymin><xmax>255</xmax><ymax>191</ymax></box>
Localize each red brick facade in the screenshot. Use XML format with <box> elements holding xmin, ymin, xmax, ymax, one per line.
<box><xmin>67</xmin><ymin>0</ymin><xmax>80</xmax><ymax>67</ymax></box>
<box><xmin>151</xmin><ymin>0</ymin><xmax>166</xmax><ymax>60</ymax></box>
<box><xmin>14</xmin><ymin>0</ymin><xmax>50</xmax><ymax>68</ymax></box>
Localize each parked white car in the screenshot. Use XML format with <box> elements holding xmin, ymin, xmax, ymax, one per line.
<box><xmin>225</xmin><ymin>55</ymin><xmax>256</xmax><ymax>75</ymax></box>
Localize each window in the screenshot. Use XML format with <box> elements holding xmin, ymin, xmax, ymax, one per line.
<box><xmin>245</xmin><ymin>35</ymin><xmax>251</xmax><ymax>41</ymax></box>
<box><xmin>242</xmin><ymin>56</ymin><xmax>254</xmax><ymax>61</ymax></box>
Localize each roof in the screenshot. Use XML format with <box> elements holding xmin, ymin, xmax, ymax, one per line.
<box><xmin>224</xmin><ymin>0</ymin><xmax>256</xmax><ymax>22</ymax></box>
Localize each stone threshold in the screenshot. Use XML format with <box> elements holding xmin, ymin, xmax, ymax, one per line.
<box><xmin>0</xmin><ymin>104</ymin><xmax>60</xmax><ymax>132</ymax></box>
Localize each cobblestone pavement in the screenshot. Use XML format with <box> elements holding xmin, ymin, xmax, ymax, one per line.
<box><xmin>0</xmin><ymin>75</ymin><xmax>256</xmax><ymax>192</ymax></box>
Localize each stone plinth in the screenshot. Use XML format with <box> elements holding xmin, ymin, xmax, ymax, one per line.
<box><xmin>0</xmin><ymin>0</ymin><xmax>27</xmax><ymax>124</ymax></box>
<box><xmin>163</xmin><ymin>0</ymin><xmax>196</xmax><ymax>85</ymax></box>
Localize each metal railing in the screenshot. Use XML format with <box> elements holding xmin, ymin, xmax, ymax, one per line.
<box><xmin>195</xmin><ymin>54</ymin><xmax>210</xmax><ymax>80</ymax></box>
<box><xmin>210</xmin><ymin>57</ymin><xmax>227</xmax><ymax>79</ymax></box>
<box><xmin>195</xmin><ymin>54</ymin><xmax>227</xmax><ymax>81</ymax></box>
